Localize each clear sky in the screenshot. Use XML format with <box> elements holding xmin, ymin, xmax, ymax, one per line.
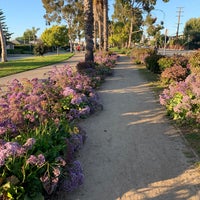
<box><xmin>0</xmin><ymin>0</ymin><xmax>199</xmax><ymax>40</ymax></box>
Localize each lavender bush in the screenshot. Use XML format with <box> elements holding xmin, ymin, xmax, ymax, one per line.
<box><xmin>160</xmin><ymin>73</ymin><xmax>200</xmax><ymax>125</ymax></box>
<box><xmin>0</xmin><ymin>52</ymin><xmax>117</xmax><ymax>199</ymax></box>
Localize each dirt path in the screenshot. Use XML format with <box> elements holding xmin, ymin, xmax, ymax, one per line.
<box><xmin>59</xmin><ymin>55</ymin><xmax>200</xmax><ymax>200</ymax></box>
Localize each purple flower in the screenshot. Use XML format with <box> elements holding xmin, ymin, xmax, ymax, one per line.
<box><xmin>62</xmin><ymin>87</ymin><xmax>76</xmax><ymax>96</ymax></box>
<box><xmin>27</xmin><ymin>154</ymin><xmax>45</xmax><ymax>167</ymax></box>
<box><xmin>55</xmin><ymin>157</ymin><xmax>66</xmax><ymax>166</ymax></box>
<box><xmin>71</xmin><ymin>95</ymin><xmax>83</xmax><ymax>105</ymax></box>
<box><xmin>23</xmin><ymin>138</ymin><xmax>36</xmax><ymax>150</ymax></box>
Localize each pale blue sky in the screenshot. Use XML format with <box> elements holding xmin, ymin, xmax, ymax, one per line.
<box><xmin>0</xmin><ymin>0</ymin><xmax>199</xmax><ymax>40</ymax></box>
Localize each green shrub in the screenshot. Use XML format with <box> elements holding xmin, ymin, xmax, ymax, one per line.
<box><xmin>189</xmin><ymin>50</ymin><xmax>200</xmax><ymax>73</ymax></box>
<box><xmin>131</xmin><ymin>47</ymin><xmax>153</xmax><ymax>64</ymax></box>
<box><xmin>158</xmin><ymin>54</ymin><xmax>189</xmax><ymax>72</ymax></box>
<box><xmin>144</xmin><ymin>53</ymin><xmax>164</xmax><ymax>73</ymax></box>
<box><xmin>158</xmin><ymin>57</ymin><xmax>174</xmax><ymax>71</ymax></box>
<box><xmin>33</xmin><ymin>42</ymin><xmax>48</xmax><ymax>56</ymax></box>
<box><xmin>7</xmin><ymin>49</ymin><xmax>15</xmax><ymax>54</ymax></box>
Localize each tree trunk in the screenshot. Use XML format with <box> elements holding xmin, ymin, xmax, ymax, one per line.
<box><xmin>103</xmin><ymin>0</ymin><xmax>108</xmax><ymax>51</ymax></box>
<box><xmin>128</xmin><ymin>17</ymin><xmax>133</xmax><ymax>48</ymax></box>
<box><xmin>98</xmin><ymin>20</ymin><xmax>103</xmax><ymax>50</ymax></box>
<box><xmin>84</xmin><ymin>0</ymin><xmax>94</xmax><ymax>62</ymax></box>
<box><xmin>0</xmin><ymin>22</ymin><xmax>7</xmax><ymax>62</ymax></box>
<box><xmin>94</xmin><ymin>21</ymin><xmax>97</xmax><ymax>50</ymax></box>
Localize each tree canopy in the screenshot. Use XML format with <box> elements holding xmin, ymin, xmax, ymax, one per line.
<box><xmin>184</xmin><ymin>17</ymin><xmax>200</xmax><ymax>49</ymax></box>
<box><xmin>111</xmin><ymin>0</ymin><xmax>169</xmax><ymax>48</ymax></box>
<box><xmin>41</xmin><ymin>25</ymin><xmax>69</xmax><ymax>47</ymax></box>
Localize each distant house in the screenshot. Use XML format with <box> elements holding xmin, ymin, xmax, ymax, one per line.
<box><xmin>6</xmin><ymin>41</ymin><xmax>15</xmax><ymax>49</ymax></box>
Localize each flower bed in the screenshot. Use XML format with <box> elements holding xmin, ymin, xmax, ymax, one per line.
<box><xmin>159</xmin><ymin>50</ymin><xmax>200</xmax><ymax>127</ymax></box>
<box><xmin>0</xmin><ymin>53</ymin><xmax>117</xmax><ymax>199</ymax></box>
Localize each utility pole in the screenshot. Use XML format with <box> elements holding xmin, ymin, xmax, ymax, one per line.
<box><xmin>176</xmin><ymin>7</ymin><xmax>184</xmax><ymax>38</ymax></box>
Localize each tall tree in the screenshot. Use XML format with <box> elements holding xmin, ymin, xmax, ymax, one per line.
<box><xmin>41</xmin><ymin>25</ymin><xmax>69</xmax><ymax>54</ymax></box>
<box><xmin>0</xmin><ymin>9</ymin><xmax>12</xmax><ymax>42</ymax></box>
<box><xmin>112</xmin><ymin>0</ymin><xmax>169</xmax><ymax>48</ymax></box>
<box><xmin>103</xmin><ymin>0</ymin><xmax>108</xmax><ymax>51</ymax></box>
<box><xmin>0</xmin><ymin>22</ymin><xmax>7</xmax><ymax>62</ymax></box>
<box><xmin>184</xmin><ymin>17</ymin><xmax>200</xmax><ymax>49</ymax></box>
<box><xmin>84</xmin><ymin>0</ymin><xmax>94</xmax><ymax>61</ymax></box>
<box><xmin>42</xmin><ymin>0</ymin><xmax>84</xmax><ymax>52</ymax></box>
<box><xmin>23</xmin><ymin>27</ymin><xmax>40</xmax><ymax>44</ymax></box>
<box><xmin>93</xmin><ymin>0</ymin><xmax>108</xmax><ymax>51</ymax></box>
<box><xmin>0</xmin><ymin>9</ymin><xmax>12</xmax><ymax>62</ymax></box>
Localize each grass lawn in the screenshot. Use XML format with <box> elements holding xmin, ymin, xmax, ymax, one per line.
<box><xmin>0</xmin><ymin>53</ymin><xmax>74</xmax><ymax>77</ymax></box>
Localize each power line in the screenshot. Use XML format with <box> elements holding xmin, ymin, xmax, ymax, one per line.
<box><xmin>176</xmin><ymin>7</ymin><xmax>184</xmax><ymax>38</ymax></box>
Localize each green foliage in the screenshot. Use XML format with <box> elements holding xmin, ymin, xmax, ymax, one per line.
<box><xmin>144</xmin><ymin>52</ymin><xmax>163</xmax><ymax>73</ymax></box>
<box><xmin>131</xmin><ymin>47</ymin><xmax>153</xmax><ymax>64</ymax></box>
<box><xmin>33</xmin><ymin>42</ymin><xmax>48</xmax><ymax>56</ymax></box>
<box><xmin>23</xmin><ymin>27</ymin><xmax>40</xmax><ymax>44</ymax></box>
<box><xmin>188</xmin><ymin>49</ymin><xmax>200</xmax><ymax>73</ymax></box>
<box><xmin>0</xmin><ymin>9</ymin><xmax>13</xmax><ymax>41</ymax></box>
<box><xmin>41</xmin><ymin>25</ymin><xmax>69</xmax><ymax>47</ymax></box>
<box><xmin>158</xmin><ymin>57</ymin><xmax>174</xmax><ymax>71</ymax></box>
<box><xmin>158</xmin><ymin>54</ymin><xmax>189</xmax><ymax>71</ymax></box>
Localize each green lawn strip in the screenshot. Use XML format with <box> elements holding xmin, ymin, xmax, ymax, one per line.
<box><xmin>136</xmin><ymin>63</ymin><xmax>200</xmax><ymax>158</ymax></box>
<box><xmin>0</xmin><ymin>53</ymin><xmax>74</xmax><ymax>77</ymax></box>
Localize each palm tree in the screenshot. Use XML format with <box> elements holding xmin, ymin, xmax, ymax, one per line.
<box><xmin>0</xmin><ymin>22</ymin><xmax>7</xmax><ymax>62</ymax></box>
<box><xmin>103</xmin><ymin>0</ymin><xmax>108</xmax><ymax>51</ymax></box>
<box><xmin>84</xmin><ymin>0</ymin><xmax>94</xmax><ymax>62</ymax></box>
<box><xmin>93</xmin><ymin>0</ymin><xmax>108</xmax><ymax>51</ymax></box>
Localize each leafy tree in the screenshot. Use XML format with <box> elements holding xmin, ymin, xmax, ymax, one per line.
<box><xmin>42</xmin><ymin>0</ymin><xmax>97</xmax><ymax>61</ymax></box>
<box><xmin>41</xmin><ymin>25</ymin><xmax>69</xmax><ymax>54</ymax></box>
<box><xmin>23</xmin><ymin>27</ymin><xmax>40</xmax><ymax>44</ymax></box>
<box><xmin>112</xmin><ymin>0</ymin><xmax>169</xmax><ymax>48</ymax></box>
<box><xmin>144</xmin><ymin>14</ymin><xmax>164</xmax><ymax>46</ymax></box>
<box><xmin>42</xmin><ymin>0</ymin><xmax>84</xmax><ymax>52</ymax></box>
<box><xmin>0</xmin><ymin>9</ymin><xmax>13</xmax><ymax>42</ymax></box>
<box><xmin>0</xmin><ymin>22</ymin><xmax>7</xmax><ymax>62</ymax></box>
<box><xmin>111</xmin><ymin>0</ymin><xmax>143</xmax><ymax>48</ymax></box>
<box><xmin>0</xmin><ymin>9</ymin><xmax>13</xmax><ymax>62</ymax></box>
<box><xmin>184</xmin><ymin>17</ymin><xmax>200</xmax><ymax>49</ymax></box>
<box><xmin>33</xmin><ymin>41</ymin><xmax>47</xmax><ymax>56</ymax></box>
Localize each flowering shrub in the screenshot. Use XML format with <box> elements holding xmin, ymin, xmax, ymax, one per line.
<box><xmin>131</xmin><ymin>47</ymin><xmax>153</xmax><ymax>64</ymax></box>
<box><xmin>188</xmin><ymin>50</ymin><xmax>200</xmax><ymax>74</ymax></box>
<box><xmin>144</xmin><ymin>53</ymin><xmax>164</xmax><ymax>73</ymax></box>
<box><xmin>158</xmin><ymin>57</ymin><xmax>174</xmax><ymax>71</ymax></box>
<box><xmin>0</xmin><ymin>52</ymin><xmax>117</xmax><ymax>199</ymax></box>
<box><xmin>160</xmin><ymin>73</ymin><xmax>200</xmax><ymax>126</ymax></box>
<box><xmin>160</xmin><ymin>65</ymin><xmax>189</xmax><ymax>85</ymax></box>
<box><xmin>158</xmin><ymin>54</ymin><xmax>189</xmax><ymax>72</ymax></box>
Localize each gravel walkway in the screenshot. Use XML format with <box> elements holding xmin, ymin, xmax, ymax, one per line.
<box><xmin>58</xmin><ymin>55</ymin><xmax>200</xmax><ymax>200</ymax></box>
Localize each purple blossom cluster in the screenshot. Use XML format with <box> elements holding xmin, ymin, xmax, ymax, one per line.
<box><xmin>26</xmin><ymin>154</ymin><xmax>46</xmax><ymax>167</ymax></box>
<box><xmin>0</xmin><ymin>138</ymin><xmax>35</xmax><ymax>167</ymax></box>
<box><xmin>60</xmin><ymin>160</ymin><xmax>84</xmax><ymax>192</ymax></box>
<box><xmin>160</xmin><ymin>73</ymin><xmax>200</xmax><ymax>124</ymax></box>
<box><xmin>0</xmin><ymin>52</ymin><xmax>117</xmax><ymax>198</ymax></box>
<box><xmin>160</xmin><ymin>65</ymin><xmax>189</xmax><ymax>84</ymax></box>
<box><xmin>94</xmin><ymin>51</ymin><xmax>117</xmax><ymax>68</ymax></box>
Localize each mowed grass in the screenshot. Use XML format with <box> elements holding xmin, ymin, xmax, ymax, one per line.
<box><xmin>0</xmin><ymin>53</ymin><xmax>74</xmax><ymax>77</ymax></box>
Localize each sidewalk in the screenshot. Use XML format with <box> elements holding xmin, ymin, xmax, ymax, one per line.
<box><xmin>58</xmin><ymin>55</ymin><xmax>200</xmax><ymax>200</ymax></box>
<box><xmin>0</xmin><ymin>52</ymin><xmax>84</xmax><ymax>94</ymax></box>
